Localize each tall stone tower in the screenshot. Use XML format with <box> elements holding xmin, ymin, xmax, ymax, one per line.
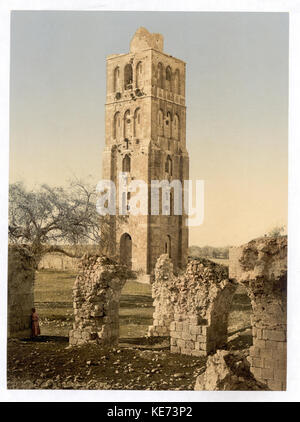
<box><xmin>102</xmin><ymin>27</ymin><xmax>189</xmax><ymax>282</ymax></box>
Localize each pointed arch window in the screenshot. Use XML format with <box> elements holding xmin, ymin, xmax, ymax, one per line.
<box><xmin>173</xmin><ymin>114</ymin><xmax>180</xmax><ymax>140</ymax></box>
<box><xmin>122</xmin><ymin>155</ymin><xmax>131</xmax><ymax>173</ymax></box>
<box><xmin>134</xmin><ymin>108</ymin><xmax>142</xmax><ymax>138</ymax></box>
<box><xmin>164</xmin><ymin>235</ymin><xmax>171</xmax><ymax>258</ymax></box>
<box><xmin>157</xmin><ymin>63</ymin><xmax>164</xmax><ymax>89</ymax></box>
<box><xmin>136</xmin><ymin>62</ymin><xmax>143</xmax><ymax>89</ymax></box>
<box><xmin>174</xmin><ymin>69</ymin><xmax>180</xmax><ymax>94</ymax></box>
<box><xmin>113</xmin><ymin>112</ymin><xmax>121</xmax><ymax>140</ymax></box>
<box><xmin>158</xmin><ymin>109</ymin><xmax>164</xmax><ymax>136</ymax></box>
<box><xmin>124</xmin><ymin>110</ymin><xmax>131</xmax><ymax>138</ymax></box>
<box><xmin>165</xmin><ymin>111</ymin><xmax>172</xmax><ymax>138</ymax></box>
<box><xmin>114</xmin><ymin>66</ymin><xmax>120</xmax><ymax>92</ymax></box>
<box><xmin>165</xmin><ymin>155</ymin><xmax>172</xmax><ymax>176</ymax></box>
<box><xmin>166</xmin><ymin>66</ymin><xmax>172</xmax><ymax>91</ymax></box>
<box><xmin>124</xmin><ymin>64</ymin><xmax>133</xmax><ymax>90</ymax></box>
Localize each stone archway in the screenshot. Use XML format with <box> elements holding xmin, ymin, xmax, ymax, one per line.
<box><xmin>120</xmin><ymin>233</ymin><xmax>132</xmax><ymax>269</ymax></box>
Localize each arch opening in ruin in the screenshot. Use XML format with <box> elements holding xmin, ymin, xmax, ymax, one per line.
<box><xmin>226</xmin><ymin>284</ymin><xmax>253</xmax><ymax>351</ymax></box>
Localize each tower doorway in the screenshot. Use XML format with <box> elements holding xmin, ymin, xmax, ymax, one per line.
<box><xmin>120</xmin><ymin>233</ymin><xmax>132</xmax><ymax>269</ymax></box>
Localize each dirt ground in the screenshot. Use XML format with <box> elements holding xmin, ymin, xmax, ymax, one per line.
<box><xmin>7</xmin><ymin>268</ymin><xmax>252</xmax><ymax>390</ymax></box>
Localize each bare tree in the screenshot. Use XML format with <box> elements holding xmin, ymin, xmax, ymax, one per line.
<box><xmin>8</xmin><ymin>180</ymin><xmax>124</xmax><ymax>268</ymax></box>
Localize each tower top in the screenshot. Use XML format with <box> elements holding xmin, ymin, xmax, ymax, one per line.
<box><xmin>130</xmin><ymin>27</ymin><xmax>164</xmax><ymax>53</ymax></box>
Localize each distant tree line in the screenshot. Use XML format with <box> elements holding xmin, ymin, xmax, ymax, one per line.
<box><xmin>188</xmin><ymin>245</ymin><xmax>230</xmax><ymax>260</ymax></box>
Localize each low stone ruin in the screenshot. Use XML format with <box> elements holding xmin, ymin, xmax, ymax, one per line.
<box><xmin>148</xmin><ymin>236</ymin><xmax>287</xmax><ymax>390</ymax></box>
<box><xmin>7</xmin><ymin>246</ymin><xmax>35</xmax><ymax>338</ymax></box>
<box><xmin>194</xmin><ymin>350</ymin><xmax>268</xmax><ymax>391</ymax></box>
<box><xmin>229</xmin><ymin>236</ymin><xmax>287</xmax><ymax>390</ymax></box>
<box><xmin>148</xmin><ymin>255</ymin><xmax>237</xmax><ymax>356</ymax></box>
<box><xmin>69</xmin><ymin>255</ymin><xmax>131</xmax><ymax>346</ymax></box>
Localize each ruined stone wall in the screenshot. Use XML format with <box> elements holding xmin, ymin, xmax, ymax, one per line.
<box><xmin>147</xmin><ymin>255</ymin><xmax>176</xmax><ymax>336</ymax></box>
<box><xmin>148</xmin><ymin>255</ymin><xmax>236</xmax><ymax>356</ymax></box>
<box><xmin>69</xmin><ymin>255</ymin><xmax>130</xmax><ymax>346</ymax></box>
<box><xmin>8</xmin><ymin>246</ymin><xmax>35</xmax><ymax>338</ymax></box>
<box><xmin>229</xmin><ymin>236</ymin><xmax>287</xmax><ymax>390</ymax></box>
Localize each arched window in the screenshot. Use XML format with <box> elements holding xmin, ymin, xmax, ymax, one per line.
<box><xmin>157</xmin><ymin>63</ymin><xmax>164</xmax><ymax>89</ymax></box>
<box><xmin>113</xmin><ymin>112</ymin><xmax>121</xmax><ymax>140</ymax></box>
<box><xmin>165</xmin><ymin>111</ymin><xmax>172</xmax><ymax>138</ymax></box>
<box><xmin>113</xmin><ymin>66</ymin><xmax>120</xmax><ymax>92</ymax></box>
<box><xmin>136</xmin><ymin>62</ymin><xmax>143</xmax><ymax>89</ymax></box>
<box><xmin>122</xmin><ymin>154</ymin><xmax>131</xmax><ymax>173</ymax></box>
<box><xmin>164</xmin><ymin>235</ymin><xmax>171</xmax><ymax>258</ymax></box>
<box><xmin>124</xmin><ymin>64</ymin><xmax>133</xmax><ymax>90</ymax></box>
<box><xmin>134</xmin><ymin>108</ymin><xmax>142</xmax><ymax>138</ymax></box>
<box><xmin>124</xmin><ymin>110</ymin><xmax>131</xmax><ymax>138</ymax></box>
<box><xmin>174</xmin><ymin>69</ymin><xmax>180</xmax><ymax>94</ymax></box>
<box><xmin>165</xmin><ymin>155</ymin><xmax>172</xmax><ymax>176</ymax></box>
<box><xmin>166</xmin><ymin>66</ymin><xmax>172</xmax><ymax>91</ymax></box>
<box><xmin>172</xmin><ymin>114</ymin><xmax>180</xmax><ymax>140</ymax></box>
<box><xmin>158</xmin><ymin>109</ymin><xmax>164</xmax><ymax>136</ymax></box>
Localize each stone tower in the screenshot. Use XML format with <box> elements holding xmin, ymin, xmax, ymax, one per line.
<box><xmin>102</xmin><ymin>27</ymin><xmax>189</xmax><ymax>282</ymax></box>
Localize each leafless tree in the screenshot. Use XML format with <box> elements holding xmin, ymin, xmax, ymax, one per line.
<box><xmin>8</xmin><ymin>180</ymin><xmax>124</xmax><ymax>268</ymax></box>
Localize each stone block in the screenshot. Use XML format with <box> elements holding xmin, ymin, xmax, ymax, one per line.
<box><xmin>190</xmin><ymin>325</ymin><xmax>202</xmax><ymax>335</ymax></box>
<box><xmin>267</xmin><ymin>380</ymin><xmax>284</xmax><ymax>391</ymax></box>
<box><xmin>170</xmin><ymin>321</ymin><xmax>176</xmax><ymax>331</ymax></box>
<box><xmin>170</xmin><ymin>337</ymin><xmax>177</xmax><ymax>346</ymax></box>
<box><xmin>249</xmin><ymin>346</ymin><xmax>260</xmax><ymax>357</ymax></box>
<box><xmin>252</xmin><ymin>357</ymin><xmax>263</xmax><ymax>368</ymax></box>
<box><xmin>261</xmin><ymin>367</ymin><xmax>274</xmax><ymax>380</ymax></box>
<box><xmin>170</xmin><ymin>346</ymin><xmax>180</xmax><ymax>354</ymax></box>
<box><xmin>263</xmin><ymin>329</ymin><xmax>286</xmax><ymax>342</ymax></box>
<box><xmin>196</xmin><ymin>334</ymin><xmax>206</xmax><ymax>343</ymax></box>
<box><xmin>273</xmin><ymin>368</ymin><xmax>286</xmax><ymax>383</ymax></box>
<box><xmin>251</xmin><ymin>367</ymin><xmax>262</xmax><ymax>380</ymax></box>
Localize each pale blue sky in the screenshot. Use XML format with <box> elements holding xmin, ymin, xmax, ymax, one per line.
<box><xmin>9</xmin><ymin>11</ymin><xmax>288</xmax><ymax>246</ymax></box>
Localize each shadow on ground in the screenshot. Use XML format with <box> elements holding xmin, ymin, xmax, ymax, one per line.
<box><xmin>20</xmin><ymin>335</ymin><xmax>69</xmax><ymax>343</ymax></box>
<box><xmin>119</xmin><ymin>336</ymin><xmax>170</xmax><ymax>350</ymax></box>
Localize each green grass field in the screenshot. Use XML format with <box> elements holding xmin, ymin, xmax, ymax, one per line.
<box><xmin>34</xmin><ymin>269</ymin><xmax>154</xmax><ymax>339</ymax></box>
<box><xmin>34</xmin><ymin>269</ymin><xmax>251</xmax><ymax>346</ymax></box>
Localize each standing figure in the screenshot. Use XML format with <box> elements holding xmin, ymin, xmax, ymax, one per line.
<box><xmin>31</xmin><ymin>307</ymin><xmax>40</xmax><ymax>338</ymax></box>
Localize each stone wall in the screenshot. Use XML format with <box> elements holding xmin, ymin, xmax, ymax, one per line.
<box><xmin>147</xmin><ymin>255</ymin><xmax>176</xmax><ymax>336</ymax></box>
<box><xmin>8</xmin><ymin>246</ymin><xmax>35</xmax><ymax>338</ymax></box>
<box><xmin>148</xmin><ymin>255</ymin><xmax>236</xmax><ymax>356</ymax></box>
<box><xmin>229</xmin><ymin>236</ymin><xmax>287</xmax><ymax>390</ymax></box>
<box><xmin>69</xmin><ymin>255</ymin><xmax>131</xmax><ymax>346</ymax></box>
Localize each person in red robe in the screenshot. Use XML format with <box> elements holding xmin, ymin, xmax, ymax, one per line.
<box><xmin>31</xmin><ymin>308</ymin><xmax>40</xmax><ymax>338</ymax></box>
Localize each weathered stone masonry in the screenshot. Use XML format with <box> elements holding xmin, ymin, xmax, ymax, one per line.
<box><xmin>102</xmin><ymin>27</ymin><xmax>189</xmax><ymax>280</ymax></box>
<box><xmin>229</xmin><ymin>236</ymin><xmax>287</xmax><ymax>391</ymax></box>
<box><xmin>148</xmin><ymin>236</ymin><xmax>287</xmax><ymax>391</ymax></box>
<box><xmin>69</xmin><ymin>255</ymin><xmax>131</xmax><ymax>346</ymax></box>
<box><xmin>7</xmin><ymin>246</ymin><xmax>35</xmax><ymax>338</ymax></box>
<box><xmin>148</xmin><ymin>255</ymin><xmax>237</xmax><ymax>356</ymax></box>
